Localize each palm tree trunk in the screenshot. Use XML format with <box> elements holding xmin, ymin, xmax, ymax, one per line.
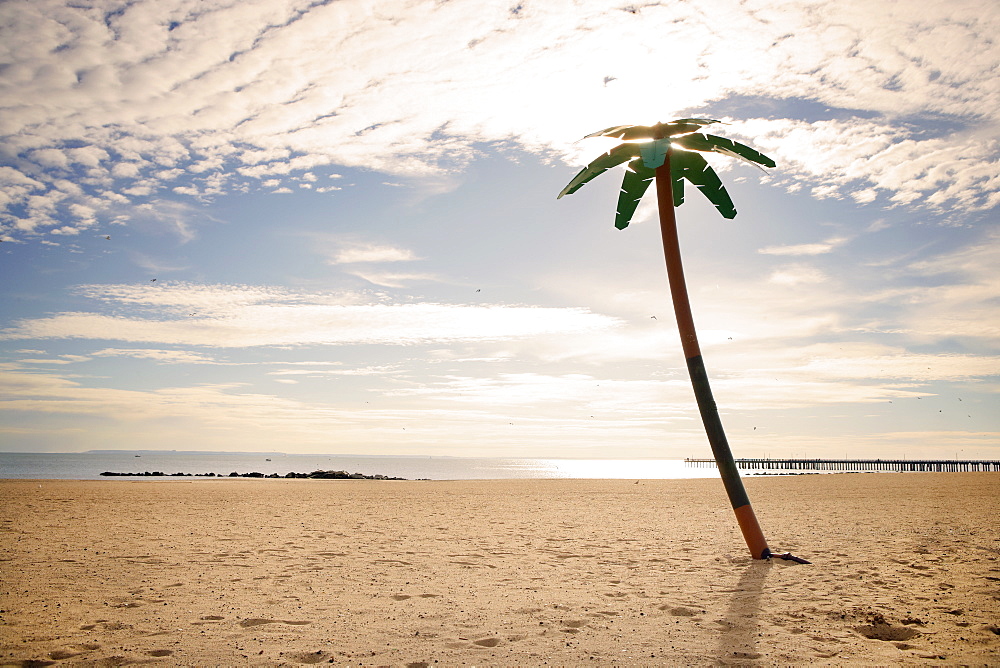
<box><xmin>654</xmin><ymin>152</ymin><xmax>771</xmax><ymax>560</ymax></box>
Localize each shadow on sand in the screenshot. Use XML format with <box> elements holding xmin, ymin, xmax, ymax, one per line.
<box><xmin>715</xmin><ymin>560</ymin><xmax>771</xmax><ymax>663</ymax></box>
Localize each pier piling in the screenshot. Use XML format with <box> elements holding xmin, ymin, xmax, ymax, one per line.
<box><xmin>684</xmin><ymin>458</ymin><xmax>1000</xmax><ymax>472</ymax></box>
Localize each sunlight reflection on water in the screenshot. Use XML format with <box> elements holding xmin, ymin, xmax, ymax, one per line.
<box><xmin>537</xmin><ymin>459</ymin><xmax>721</xmax><ymax>479</ymax></box>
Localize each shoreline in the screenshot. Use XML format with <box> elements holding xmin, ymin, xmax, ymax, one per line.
<box><xmin>97</xmin><ymin>469</ymin><xmax>409</xmax><ymax>480</ymax></box>
<box><xmin>2</xmin><ymin>474</ymin><xmax>998</xmax><ymax>665</ymax></box>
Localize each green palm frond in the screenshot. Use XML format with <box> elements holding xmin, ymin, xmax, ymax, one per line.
<box><xmin>673</xmin><ymin>133</ymin><xmax>776</xmax><ymax>169</ymax></box>
<box><xmin>557</xmin><ymin>142</ymin><xmax>640</xmax><ymax>198</ymax></box>
<box><xmin>582</xmin><ymin>119</ymin><xmax>721</xmax><ymax>142</ymax></box>
<box><xmin>582</xmin><ymin>125</ymin><xmax>653</xmax><ymax>141</ymax></box>
<box><xmin>615</xmin><ymin>158</ymin><xmax>656</xmax><ymax>229</ymax></box>
<box><xmin>672</xmin><ymin>150</ymin><xmax>737</xmax><ymax>219</ymax></box>
<box><xmin>559</xmin><ymin>118</ymin><xmax>770</xmax><ymax>225</ymax></box>
<box><xmin>670</xmin><ymin>118</ymin><xmax>722</xmax><ymax>126</ymax></box>
<box><xmin>659</xmin><ymin>119</ymin><xmax>721</xmax><ymax>137</ymax></box>
<box><xmin>671</xmin><ymin>159</ymin><xmax>686</xmax><ymax>207</ymax></box>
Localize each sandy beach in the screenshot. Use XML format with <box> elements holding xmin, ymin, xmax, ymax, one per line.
<box><xmin>2</xmin><ymin>474</ymin><xmax>998</xmax><ymax>666</ymax></box>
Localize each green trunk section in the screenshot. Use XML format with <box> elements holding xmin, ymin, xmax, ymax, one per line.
<box><xmin>685</xmin><ymin>354</ymin><xmax>752</xmax><ymax>511</ymax></box>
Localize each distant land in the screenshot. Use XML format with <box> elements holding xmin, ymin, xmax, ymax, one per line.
<box><xmin>85</xmin><ymin>450</ymin><xmax>287</xmax><ymax>456</ymax></box>
<box><xmin>82</xmin><ymin>450</ymin><xmax>464</xmax><ymax>458</ymax></box>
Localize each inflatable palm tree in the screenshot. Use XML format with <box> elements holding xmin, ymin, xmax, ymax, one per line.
<box><xmin>559</xmin><ymin>119</ymin><xmax>806</xmax><ymax>562</ymax></box>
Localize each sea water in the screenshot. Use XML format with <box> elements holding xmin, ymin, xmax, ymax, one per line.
<box><xmin>0</xmin><ymin>451</ymin><xmax>725</xmax><ymax>481</ymax></box>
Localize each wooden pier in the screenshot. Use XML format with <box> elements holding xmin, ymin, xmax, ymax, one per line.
<box><xmin>684</xmin><ymin>458</ymin><xmax>1000</xmax><ymax>472</ymax></box>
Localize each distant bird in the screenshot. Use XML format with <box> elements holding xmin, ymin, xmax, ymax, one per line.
<box><xmin>603</xmin><ymin>76</ymin><xmax>617</xmax><ymax>86</ymax></box>
<box><xmin>105</xmin><ymin>236</ymin><xmax>110</xmax><ymax>240</ymax></box>
<box><xmin>150</xmin><ymin>278</ymin><xmax>156</xmax><ymax>282</ymax></box>
<box><xmin>476</xmin><ymin>289</ymin><xmax>481</xmax><ymax>292</ymax></box>
<box><xmin>650</xmin><ymin>315</ymin><xmax>656</xmax><ymax>319</ymax></box>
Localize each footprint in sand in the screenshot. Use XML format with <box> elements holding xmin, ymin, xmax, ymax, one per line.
<box><xmin>473</xmin><ymin>637</ymin><xmax>501</xmax><ymax>647</ymax></box>
<box><xmin>561</xmin><ymin>620</ymin><xmax>588</xmax><ymax>633</ymax></box>
<box><xmin>661</xmin><ymin>605</ymin><xmax>700</xmax><ymax>617</ymax></box>
<box><xmin>286</xmin><ymin>650</ymin><xmax>333</xmax><ymax>664</ymax></box>
<box><xmin>239</xmin><ymin>618</ymin><xmax>312</xmax><ymax>628</ymax></box>
<box><xmin>48</xmin><ymin>649</ymin><xmax>80</xmax><ymax>660</ymax></box>
<box><xmin>855</xmin><ymin>613</ymin><xmax>921</xmax><ymax>641</ymax></box>
<box><xmin>446</xmin><ymin>637</ymin><xmax>503</xmax><ymax>649</ymax></box>
<box><xmin>732</xmin><ymin>650</ymin><xmax>763</xmax><ymax>660</ymax></box>
<box><xmin>192</xmin><ymin>615</ymin><xmax>225</xmax><ymax>625</ymax></box>
<box><xmin>451</xmin><ymin>560</ymin><xmax>481</xmax><ymax>566</ymax></box>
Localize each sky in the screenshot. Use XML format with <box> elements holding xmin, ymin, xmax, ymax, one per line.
<box><xmin>1</xmin><ymin>0</ymin><xmax>998</xmax><ymax>460</ymax></box>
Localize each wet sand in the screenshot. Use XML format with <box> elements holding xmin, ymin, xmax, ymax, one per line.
<box><xmin>1</xmin><ymin>474</ymin><xmax>998</xmax><ymax>666</ymax></box>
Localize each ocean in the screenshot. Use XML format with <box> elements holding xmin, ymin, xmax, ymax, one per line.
<box><xmin>0</xmin><ymin>451</ymin><xmax>724</xmax><ymax>481</ymax></box>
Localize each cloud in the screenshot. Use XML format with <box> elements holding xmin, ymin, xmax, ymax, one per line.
<box><xmin>767</xmin><ymin>265</ymin><xmax>830</xmax><ymax>286</ymax></box>
<box><xmin>331</xmin><ymin>243</ymin><xmax>419</xmax><ymax>264</ymax></box>
<box><xmin>0</xmin><ymin>364</ymin><xmax>349</xmax><ymax>444</ymax></box>
<box><xmin>90</xmin><ymin>348</ymin><xmax>219</xmax><ymax>364</ymax></box>
<box><xmin>374</xmin><ymin>344</ymin><xmax>994</xmax><ymax>419</ymax></box>
<box><xmin>17</xmin><ymin>354</ymin><xmax>90</xmax><ymax>365</ymax></box>
<box><xmin>883</xmin><ymin>230</ymin><xmax>1000</xmax><ymax>344</ymax></box>
<box><xmin>733</xmin><ymin>117</ymin><xmax>1000</xmax><ymax>213</ymax></box>
<box><xmin>789</xmin><ymin>347</ymin><xmax>1000</xmax><ymax>382</ymax></box>
<box><xmin>0</xmin><ymin>362</ymin><xmax>689</xmax><ymax>456</ymax></box>
<box><xmin>2</xmin><ymin>0</ymin><xmax>997</xmax><ymax>240</ymax></box>
<box><xmin>344</xmin><ymin>270</ymin><xmax>441</xmax><ymax>288</ymax></box>
<box><xmin>759</xmin><ymin>237</ymin><xmax>849</xmax><ymax>256</ymax></box>
<box><xmin>267</xmin><ymin>365</ymin><xmax>395</xmax><ymax>377</ymax></box>
<box><xmin>0</xmin><ymin>282</ymin><xmax>621</xmax><ymax>348</ymax></box>
<box><xmin>402</xmin><ymin>369</ymin><xmax>705</xmax><ymax>417</ymax></box>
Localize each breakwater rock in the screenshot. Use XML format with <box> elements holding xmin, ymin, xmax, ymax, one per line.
<box><xmin>99</xmin><ymin>469</ymin><xmax>406</xmax><ymax>480</ymax></box>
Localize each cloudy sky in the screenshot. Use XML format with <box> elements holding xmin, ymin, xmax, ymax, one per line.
<box><xmin>1</xmin><ymin>0</ymin><xmax>997</xmax><ymax>459</ymax></box>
